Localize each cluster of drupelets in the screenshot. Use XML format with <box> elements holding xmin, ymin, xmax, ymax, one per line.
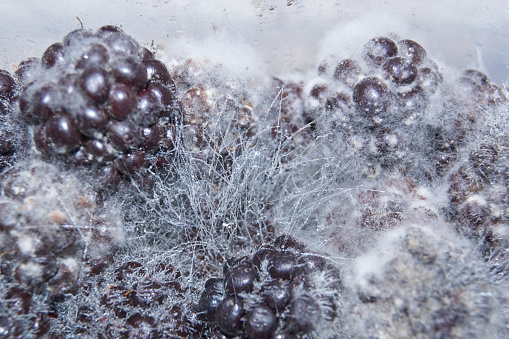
<box><xmin>0</xmin><ymin>26</ymin><xmax>508</xmax><ymax>338</ymax></box>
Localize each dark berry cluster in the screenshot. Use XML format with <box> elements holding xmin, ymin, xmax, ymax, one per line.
<box><xmin>307</xmin><ymin>36</ymin><xmax>496</xmax><ymax>180</ymax></box>
<box><xmin>18</xmin><ymin>26</ymin><xmax>181</xmax><ymax>185</ymax></box>
<box><xmin>198</xmin><ymin>235</ymin><xmax>341</xmax><ymax>338</ymax></box>
<box><xmin>0</xmin><ymin>162</ymin><xmax>122</xmax><ymax>297</ymax></box>
<box><xmin>314</xmin><ymin>37</ymin><xmax>443</xmax><ymax>119</ymax></box>
<box><xmin>446</xmin><ymin>140</ymin><xmax>509</xmax><ymax>253</ymax></box>
<box><xmin>168</xmin><ymin>57</ymin><xmax>264</xmax><ymax>157</ymax></box>
<box><xmin>73</xmin><ymin>258</ymin><xmax>201</xmax><ymax>338</ymax></box>
<box><xmin>320</xmin><ymin>176</ymin><xmax>438</xmax><ymax>256</ymax></box>
<box><xmin>343</xmin><ymin>225</ymin><xmax>501</xmax><ymax>338</ymax></box>
<box><xmin>0</xmin><ymin>69</ymin><xmax>26</xmax><ymax>171</ymax></box>
<box><xmin>0</xmin><ymin>285</ymin><xmax>57</xmax><ymax>337</ymax></box>
<box><xmin>458</xmin><ymin>69</ymin><xmax>507</xmax><ymax>107</ymax></box>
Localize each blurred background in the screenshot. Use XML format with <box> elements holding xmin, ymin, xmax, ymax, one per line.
<box><xmin>1</xmin><ymin>0</ymin><xmax>508</xmax><ymax>85</ymax></box>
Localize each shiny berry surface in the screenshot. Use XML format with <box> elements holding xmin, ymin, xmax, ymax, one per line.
<box><xmin>353</xmin><ymin>77</ymin><xmax>391</xmax><ymax>116</ymax></box>
<box><xmin>216</xmin><ymin>296</ymin><xmax>244</xmax><ymax>337</ymax></box>
<box><xmin>363</xmin><ymin>37</ymin><xmax>398</xmax><ymax>66</ymax></box>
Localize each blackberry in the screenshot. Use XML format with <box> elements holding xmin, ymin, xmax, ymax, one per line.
<box><xmin>68</xmin><ymin>258</ymin><xmax>202</xmax><ymax>338</ymax></box>
<box><xmin>305</xmin><ymin>35</ymin><xmax>503</xmax><ymax>182</ymax></box>
<box><xmin>170</xmin><ymin>58</ymin><xmax>261</xmax><ymax>153</ymax></box>
<box><xmin>459</xmin><ymin>69</ymin><xmax>507</xmax><ymax>106</ymax></box>
<box><xmin>318</xmin><ymin>176</ymin><xmax>439</xmax><ymax>256</ymax></box>
<box><xmin>342</xmin><ymin>224</ymin><xmax>506</xmax><ymax>338</ymax></box>
<box><xmin>0</xmin><ymin>161</ymin><xmax>123</xmax><ymax>297</ymax></box>
<box><xmin>18</xmin><ymin>26</ymin><xmax>182</xmax><ymax>186</ymax></box>
<box><xmin>198</xmin><ymin>236</ymin><xmax>342</xmax><ymax>338</ymax></box>
<box><xmin>445</xmin><ymin>136</ymin><xmax>509</xmax><ymax>254</ymax></box>
<box><xmin>0</xmin><ymin>69</ymin><xmax>27</xmax><ymax>171</ymax></box>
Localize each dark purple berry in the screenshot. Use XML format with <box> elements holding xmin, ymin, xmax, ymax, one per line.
<box><xmin>79</xmin><ymin>66</ymin><xmax>111</xmax><ymax>103</ymax></box>
<box><xmin>398</xmin><ymin>39</ymin><xmax>427</xmax><ymax>64</ymax></box>
<box><xmin>141</xmin><ymin>48</ymin><xmax>155</xmax><ymax>62</ymax></box>
<box><xmin>103</xmin><ymin>32</ymin><xmax>141</xmax><ymax>57</ymax></box>
<box><xmin>76</xmin><ymin>44</ymin><xmax>109</xmax><ymax>69</ymax></box>
<box><xmin>115</xmin><ymin>150</ymin><xmax>146</xmax><ymax>175</ymax></box>
<box><xmin>353</xmin><ymin>77</ymin><xmax>391</xmax><ymax>117</ymax></box>
<box><xmin>76</xmin><ymin>104</ymin><xmax>109</xmax><ymax>138</ymax></box>
<box><xmin>97</xmin><ymin>165</ymin><xmax>122</xmax><ymax>189</ymax></box>
<box><xmin>224</xmin><ymin>264</ymin><xmax>259</xmax><ymax>295</ymax></box>
<box><xmin>96</xmin><ymin>25</ymin><xmax>123</xmax><ymax>35</ymax></box>
<box><xmin>396</xmin><ymin>86</ymin><xmax>427</xmax><ymax>115</ymax></box>
<box><xmin>382</xmin><ymin>57</ymin><xmax>418</xmax><ymax>85</ymax></box>
<box><xmin>63</xmin><ymin>29</ymin><xmax>94</xmax><ymax>46</ymax></box>
<box><xmin>199</xmin><ymin>278</ymin><xmax>224</xmax><ymax>323</ymax></box>
<box><xmin>268</xmin><ymin>251</ymin><xmax>300</xmax><ymax>280</ymax></box>
<box><xmin>252</xmin><ymin>246</ymin><xmax>277</xmax><ymax>268</ymax></box>
<box><xmin>244</xmin><ymin>305</ymin><xmax>278</xmax><ymax>339</ymax></box>
<box><xmin>461</xmin><ymin>69</ymin><xmax>490</xmax><ymax>91</ymax></box>
<box><xmin>58</xmin><ymin>73</ymin><xmax>80</xmax><ymax>97</ymax></box>
<box><xmin>26</xmin><ymin>84</ymin><xmax>61</xmax><ymax>122</ymax></box>
<box><xmin>140</xmin><ymin>125</ymin><xmax>161</xmax><ymax>151</ymax></box>
<box><xmin>363</xmin><ymin>37</ymin><xmax>398</xmax><ymax>66</ymax></box>
<box><xmin>418</xmin><ymin>67</ymin><xmax>441</xmax><ymax>94</ymax></box>
<box><xmin>146</xmin><ymin>83</ymin><xmax>175</xmax><ymax>107</ymax></box>
<box><xmin>107</xmin><ymin>120</ymin><xmax>139</xmax><ymax>151</ymax></box>
<box><xmin>135</xmin><ymin>90</ymin><xmax>161</xmax><ymax>126</ymax></box>
<box><xmin>14</xmin><ymin>58</ymin><xmax>39</xmax><ymax>84</ymax></box>
<box><xmin>0</xmin><ymin>71</ymin><xmax>15</xmax><ymax>98</ymax></box>
<box><xmin>310</xmin><ymin>84</ymin><xmax>328</xmax><ymax>101</ymax></box>
<box><xmin>261</xmin><ymin>279</ymin><xmax>292</xmax><ymax>311</ymax></box>
<box><xmin>108</xmin><ymin>83</ymin><xmax>137</xmax><ymax>120</ymax></box>
<box><xmin>41</xmin><ymin>43</ymin><xmax>64</xmax><ymax>68</ymax></box>
<box><xmin>45</xmin><ymin>112</ymin><xmax>81</xmax><ymax>154</ymax></box>
<box><xmin>297</xmin><ymin>254</ymin><xmax>327</xmax><ymax>274</ymax></box>
<box><xmin>144</xmin><ymin>59</ymin><xmax>172</xmax><ymax>85</ymax></box>
<box><xmin>223</xmin><ymin>257</ymin><xmax>239</xmax><ymax>276</ymax></box>
<box><xmin>287</xmin><ymin>296</ymin><xmax>321</xmax><ymax>334</ymax></box>
<box><xmin>216</xmin><ymin>296</ymin><xmax>244</xmax><ymax>337</ymax></box>
<box><xmin>84</xmin><ymin>139</ymin><xmax>114</xmax><ymax>162</ymax></box>
<box><xmin>112</xmin><ymin>57</ymin><xmax>148</xmax><ymax>91</ymax></box>
<box><xmin>333</xmin><ymin>59</ymin><xmax>361</xmax><ymax>86</ymax></box>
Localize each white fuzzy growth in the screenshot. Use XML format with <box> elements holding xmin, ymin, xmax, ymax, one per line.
<box><xmin>342</xmin><ymin>223</ymin><xmax>507</xmax><ymax>338</ymax></box>
<box><xmin>15</xmin><ymin>233</ymin><xmax>35</xmax><ymax>255</ymax></box>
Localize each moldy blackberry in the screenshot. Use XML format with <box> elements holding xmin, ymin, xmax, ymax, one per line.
<box><xmin>198</xmin><ymin>235</ymin><xmax>342</xmax><ymax>338</ymax></box>
<box><xmin>306</xmin><ymin>36</ymin><xmax>493</xmax><ymax>181</ymax></box>
<box><xmin>0</xmin><ymin>69</ymin><xmax>28</xmax><ymax>171</ymax></box>
<box><xmin>18</xmin><ymin>26</ymin><xmax>182</xmax><ymax>187</ymax></box>
<box><xmin>0</xmin><ymin>161</ymin><xmax>123</xmax><ymax>297</ymax></box>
